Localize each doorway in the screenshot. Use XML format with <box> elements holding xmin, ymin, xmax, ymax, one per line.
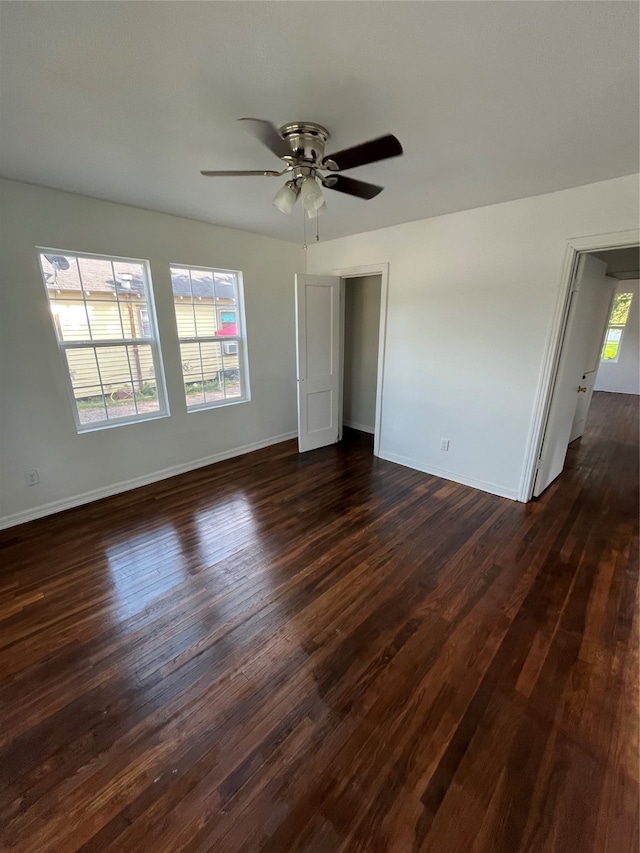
<box><xmin>524</xmin><ymin>237</ymin><xmax>639</xmax><ymax>499</ymax></box>
<box><xmin>342</xmin><ymin>274</ymin><xmax>382</xmax><ymax>450</ymax></box>
<box><xmin>294</xmin><ymin>263</ymin><xmax>389</xmax><ymax>457</ymax></box>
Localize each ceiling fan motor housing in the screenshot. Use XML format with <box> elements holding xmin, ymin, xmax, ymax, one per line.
<box><xmin>279</xmin><ymin>122</ymin><xmax>330</xmax><ymax>167</ymax></box>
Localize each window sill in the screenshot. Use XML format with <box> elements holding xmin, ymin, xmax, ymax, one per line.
<box><xmin>186</xmin><ymin>396</ymin><xmax>250</xmax><ymax>414</ymax></box>
<box><xmin>77</xmin><ymin>410</ymin><xmax>170</xmax><ymax>434</ymax></box>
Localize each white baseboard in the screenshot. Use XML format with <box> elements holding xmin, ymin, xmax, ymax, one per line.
<box><xmin>0</xmin><ymin>431</ymin><xmax>297</xmax><ymax>531</ymax></box>
<box><xmin>378</xmin><ymin>450</ymin><xmax>519</xmax><ymax>501</ymax></box>
<box><xmin>343</xmin><ymin>420</ymin><xmax>375</xmax><ymax>435</ymax></box>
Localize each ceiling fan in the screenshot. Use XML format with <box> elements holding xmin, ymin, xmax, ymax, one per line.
<box><xmin>201</xmin><ymin>119</ymin><xmax>403</xmax><ymax>218</ymax></box>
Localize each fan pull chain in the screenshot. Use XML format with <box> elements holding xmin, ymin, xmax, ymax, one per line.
<box><xmin>302</xmin><ymin>203</ymin><xmax>307</xmax><ymax>250</ymax></box>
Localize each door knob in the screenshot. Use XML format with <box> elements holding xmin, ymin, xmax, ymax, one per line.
<box><xmin>577</xmin><ymin>386</ymin><xmax>587</xmax><ymax>393</ymax></box>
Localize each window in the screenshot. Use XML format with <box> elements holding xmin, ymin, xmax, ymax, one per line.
<box><xmin>170</xmin><ymin>265</ymin><xmax>249</xmax><ymax>410</ymax></box>
<box><xmin>601</xmin><ymin>292</ymin><xmax>634</xmax><ymax>362</ymax></box>
<box><xmin>38</xmin><ymin>250</ymin><xmax>168</xmax><ymax>431</ymax></box>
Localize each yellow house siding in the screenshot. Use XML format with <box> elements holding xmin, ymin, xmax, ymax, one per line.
<box><xmin>65</xmin><ymin>345</ymin><xmax>156</xmax><ymax>398</ymax></box>
<box><xmin>50</xmin><ymin>291</ymin><xmax>239</xmax><ymax>400</ymax></box>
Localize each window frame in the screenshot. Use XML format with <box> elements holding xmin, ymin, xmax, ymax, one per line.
<box><xmin>37</xmin><ymin>247</ymin><xmax>170</xmax><ymax>433</ymax></box>
<box><xmin>600</xmin><ymin>291</ymin><xmax>634</xmax><ymax>364</ymax></box>
<box><xmin>169</xmin><ymin>263</ymin><xmax>251</xmax><ymax>412</ymax></box>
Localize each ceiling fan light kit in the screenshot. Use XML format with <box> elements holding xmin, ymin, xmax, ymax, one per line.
<box><xmin>201</xmin><ymin>118</ymin><xmax>403</xmax><ymax>226</ymax></box>
<box><xmin>272</xmin><ymin>180</ymin><xmax>300</xmax><ymax>215</ymax></box>
<box><xmin>307</xmin><ymin>198</ymin><xmax>326</xmax><ymax>220</ymax></box>
<box><xmin>300</xmin><ymin>175</ymin><xmax>324</xmax><ymax>213</ymax></box>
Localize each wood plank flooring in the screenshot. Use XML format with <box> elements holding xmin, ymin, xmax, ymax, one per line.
<box><xmin>0</xmin><ymin>391</ymin><xmax>638</xmax><ymax>852</ymax></box>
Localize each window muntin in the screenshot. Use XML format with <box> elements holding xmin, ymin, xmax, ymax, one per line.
<box><xmin>170</xmin><ymin>265</ymin><xmax>249</xmax><ymax>410</ymax></box>
<box><xmin>38</xmin><ymin>250</ymin><xmax>168</xmax><ymax>431</ymax></box>
<box><xmin>601</xmin><ymin>292</ymin><xmax>633</xmax><ymax>362</ymax></box>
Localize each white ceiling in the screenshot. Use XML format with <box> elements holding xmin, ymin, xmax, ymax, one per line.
<box><xmin>1</xmin><ymin>1</ymin><xmax>638</xmax><ymax>243</ymax></box>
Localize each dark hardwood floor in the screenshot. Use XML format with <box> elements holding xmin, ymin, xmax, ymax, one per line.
<box><xmin>0</xmin><ymin>391</ymin><xmax>638</xmax><ymax>852</ymax></box>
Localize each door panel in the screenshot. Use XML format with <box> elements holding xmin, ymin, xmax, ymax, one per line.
<box><xmin>295</xmin><ymin>274</ymin><xmax>341</xmax><ymax>452</ymax></box>
<box><xmin>533</xmin><ymin>255</ymin><xmax>615</xmax><ymax>496</ymax></box>
<box><xmin>569</xmin><ymin>369</ymin><xmax>598</xmax><ymax>443</ymax></box>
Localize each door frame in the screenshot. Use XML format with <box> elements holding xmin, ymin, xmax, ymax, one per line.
<box><xmin>519</xmin><ymin>229</ymin><xmax>639</xmax><ymax>502</ymax></box>
<box><xmin>332</xmin><ymin>262</ymin><xmax>389</xmax><ymax>458</ymax></box>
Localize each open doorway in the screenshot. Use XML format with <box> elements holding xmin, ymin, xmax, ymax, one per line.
<box><xmin>294</xmin><ymin>264</ymin><xmax>389</xmax><ymax>457</ymax></box>
<box><xmin>341</xmin><ymin>274</ymin><xmax>382</xmax><ymax>453</ymax></box>
<box><xmin>527</xmin><ymin>243</ymin><xmax>639</xmax><ymax>499</ymax></box>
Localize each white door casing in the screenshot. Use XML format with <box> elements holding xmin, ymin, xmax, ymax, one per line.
<box><xmin>533</xmin><ymin>254</ymin><xmax>615</xmax><ymax>496</ymax></box>
<box><xmin>520</xmin><ymin>230</ymin><xmax>639</xmax><ymax>502</ymax></box>
<box><xmin>295</xmin><ymin>273</ymin><xmax>341</xmax><ymax>452</ymax></box>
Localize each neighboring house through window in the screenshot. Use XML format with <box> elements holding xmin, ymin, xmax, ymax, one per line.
<box><xmin>38</xmin><ymin>250</ymin><xmax>169</xmax><ymax>431</ymax></box>
<box><xmin>601</xmin><ymin>291</ymin><xmax>634</xmax><ymax>362</ymax></box>
<box><xmin>170</xmin><ymin>264</ymin><xmax>249</xmax><ymax>410</ymax></box>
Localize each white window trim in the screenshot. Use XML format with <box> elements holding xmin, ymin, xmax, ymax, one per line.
<box><xmin>170</xmin><ymin>264</ymin><xmax>251</xmax><ymax>412</ymax></box>
<box><xmin>600</xmin><ymin>291</ymin><xmax>634</xmax><ymax>364</ymax></box>
<box><xmin>37</xmin><ymin>247</ymin><xmax>170</xmax><ymax>433</ymax></box>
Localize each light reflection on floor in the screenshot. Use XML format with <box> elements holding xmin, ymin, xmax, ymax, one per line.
<box><xmin>104</xmin><ymin>493</ymin><xmax>269</xmax><ymax>624</ymax></box>
<box><xmin>105</xmin><ymin>524</ymin><xmax>187</xmax><ymax>620</ymax></box>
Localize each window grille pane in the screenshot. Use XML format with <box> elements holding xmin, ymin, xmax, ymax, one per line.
<box><xmin>105</xmin><ymin>384</ymin><xmax>137</xmax><ymax>420</ymax></box>
<box><xmin>191</xmin><ymin>269</ymin><xmax>215</xmax><ymax>300</ymax></box>
<box><xmin>194</xmin><ymin>301</ymin><xmax>217</xmax><ymax>337</ymax></box>
<box><xmin>200</xmin><ymin>341</ymin><xmax>220</xmax><ymax>379</ymax></box>
<box><xmin>180</xmin><ymin>342</ymin><xmax>201</xmax><ymax>380</ymax></box>
<box><xmin>77</xmin><ymin>257</ymin><xmax>114</xmax><ymax>297</ymax></box>
<box><xmin>220</xmin><ymin>310</ymin><xmax>236</xmax><ymax>327</ymax></box>
<box><xmin>86</xmin><ymin>300</ymin><xmax>124</xmax><ymax>340</ymax></box>
<box><xmin>52</xmin><ymin>301</ymin><xmax>90</xmax><ymax>341</ymax></box>
<box><xmin>170</xmin><ymin>267</ymin><xmax>193</xmax><ymax>299</ymax></box>
<box><xmin>65</xmin><ymin>348</ymin><xmax>101</xmax><ymax>395</ymax></box>
<box><xmin>77</xmin><ymin>393</ymin><xmax>108</xmax><ymax>426</ymax></box>
<box><xmin>609</xmin><ymin>292</ymin><xmax>633</xmax><ymax>326</ymax></box>
<box><xmin>214</xmin><ymin>271</ymin><xmax>237</xmax><ymax>307</ymax></box>
<box><xmin>221</xmin><ymin>346</ymin><xmax>241</xmax><ymax>399</ymax></box>
<box><xmin>175</xmin><ymin>301</ymin><xmax>197</xmax><ymax>337</ymax></box>
<box><xmin>40</xmin><ymin>253</ymin><xmax>82</xmax><ymax>295</ymax></box>
<box><xmin>138</xmin><ymin>308</ymin><xmax>151</xmax><ymax>338</ymax></box>
<box><xmin>601</xmin><ymin>327</ymin><xmax>622</xmax><ymax>360</ymax></box>
<box><xmin>112</xmin><ymin>261</ymin><xmax>145</xmax><ymax>298</ymax></box>
<box><xmin>134</xmin><ymin>379</ymin><xmax>160</xmax><ymax>414</ymax></box>
<box><xmin>117</xmin><ymin>300</ymin><xmax>145</xmax><ymax>338</ymax></box>
<box><xmin>95</xmin><ymin>346</ymin><xmax>135</xmax><ymax>398</ymax></box>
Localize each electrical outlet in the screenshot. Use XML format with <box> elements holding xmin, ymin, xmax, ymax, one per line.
<box><xmin>24</xmin><ymin>469</ymin><xmax>40</xmax><ymax>486</ymax></box>
<box><xmin>440</xmin><ymin>439</ymin><xmax>450</xmax><ymax>451</ymax></box>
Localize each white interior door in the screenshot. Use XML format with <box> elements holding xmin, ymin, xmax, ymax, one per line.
<box><xmin>295</xmin><ymin>273</ymin><xmax>341</xmax><ymax>452</ymax></box>
<box><xmin>533</xmin><ymin>254</ymin><xmax>615</xmax><ymax>496</ymax></box>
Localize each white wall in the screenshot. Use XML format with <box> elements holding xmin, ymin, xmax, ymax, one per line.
<box><xmin>0</xmin><ymin>179</ymin><xmax>305</xmax><ymax>527</ymax></box>
<box><xmin>595</xmin><ymin>280</ymin><xmax>640</xmax><ymax>395</ymax></box>
<box><xmin>307</xmin><ymin>175</ymin><xmax>639</xmax><ymax>499</ymax></box>
<box><xmin>343</xmin><ymin>275</ymin><xmax>381</xmax><ymax>433</ymax></box>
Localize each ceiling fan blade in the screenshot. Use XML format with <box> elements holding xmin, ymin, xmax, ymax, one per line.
<box><xmin>322</xmin><ymin>174</ymin><xmax>384</xmax><ymax>200</ymax></box>
<box><xmin>200</xmin><ymin>169</ymin><xmax>283</xmax><ymax>177</ymax></box>
<box><xmin>238</xmin><ymin>118</ymin><xmax>291</xmax><ymax>160</ymax></box>
<box><xmin>323</xmin><ymin>134</ymin><xmax>403</xmax><ymax>172</ymax></box>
